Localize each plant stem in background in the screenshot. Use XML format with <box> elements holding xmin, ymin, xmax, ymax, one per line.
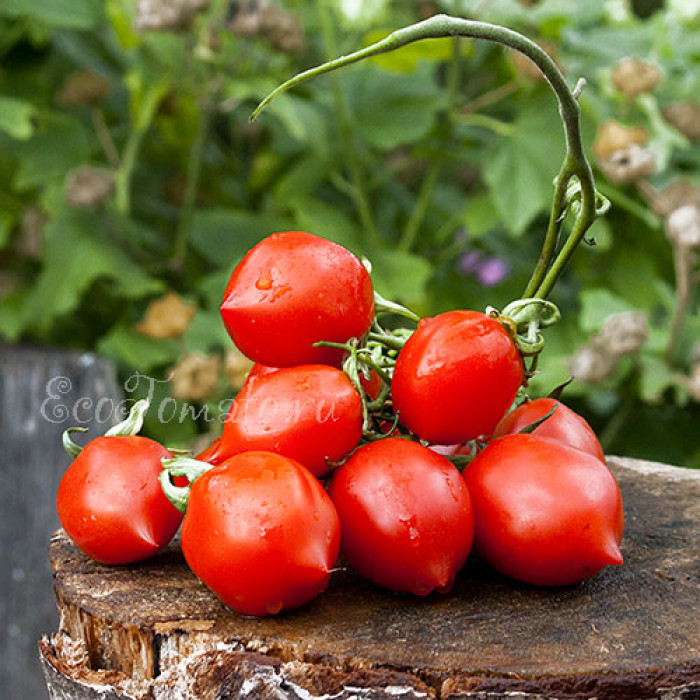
<box><xmin>171</xmin><ymin>106</ymin><xmax>210</xmax><ymax>269</ymax></box>
<box><xmin>317</xmin><ymin>3</ymin><xmax>379</xmax><ymax>248</ymax></box>
<box><xmin>251</xmin><ymin>14</ymin><xmax>604</xmax><ymax>306</ymax></box>
<box><xmin>665</xmin><ymin>243</ymin><xmax>694</xmax><ymax>364</ymax></box>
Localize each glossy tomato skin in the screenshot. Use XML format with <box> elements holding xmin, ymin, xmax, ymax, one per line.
<box><xmin>464</xmin><ymin>434</ymin><xmax>624</xmax><ymax>586</ymax></box>
<box><xmin>392</xmin><ymin>310</ymin><xmax>524</xmax><ymax>444</ymax></box>
<box><xmin>220</xmin><ymin>231</ymin><xmax>375</xmax><ymax>367</ymax></box>
<box><xmin>56</xmin><ymin>436</ymin><xmax>182</xmax><ymax>565</ymax></box>
<box><xmin>219</xmin><ymin>364</ymin><xmax>363</xmax><ymax>477</ymax></box>
<box><xmin>181</xmin><ymin>452</ymin><xmax>340</xmax><ymax>616</ymax></box>
<box><xmin>329</xmin><ymin>438</ymin><xmax>474</xmax><ymax>596</ymax></box>
<box><xmin>492</xmin><ymin>398</ymin><xmax>605</xmax><ymax>461</ymax></box>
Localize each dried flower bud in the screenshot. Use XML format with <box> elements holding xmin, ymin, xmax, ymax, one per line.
<box><xmin>17</xmin><ymin>207</ymin><xmax>46</xmax><ymax>259</ymax></box>
<box><xmin>666</xmin><ymin>204</ymin><xmax>700</xmax><ymax>249</ymax></box>
<box><xmin>597</xmin><ymin>311</ymin><xmax>649</xmax><ymax>356</ymax></box>
<box><xmin>135</xmin><ymin>292</ymin><xmax>197</xmax><ymax>339</ymax></box>
<box><xmin>567</xmin><ymin>344</ymin><xmax>618</xmax><ymax>384</ymax></box>
<box><xmin>594</xmin><ymin>120</ymin><xmax>648</xmax><ymax>160</ymax></box>
<box><xmin>611</xmin><ymin>57</ymin><xmax>663</xmax><ymax>97</ymax></box>
<box><xmin>169</xmin><ymin>353</ymin><xmax>221</xmax><ymax>401</ymax></box>
<box><xmin>135</xmin><ymin>0</ymin><xmax>209</xmax><ymax>31</ymax></box>
<box><xmin>56</xmin><ymin>70</ymin><xmax>110</xmax><ymax>108</ymax></box>
<box><xmin>663</xmin><ymin>102</ymin><xmax>700</xmax><ymax>141</ymax></box>
<box><xmin>597</xmin><ymin>144</ymin><xmax>655</xmax><ymax>184</ymax></box>
<box><xmin>648</xmin><ymin>180</ymin><xmax>700</xmax><ymax>218</ymax></box>
<box><xmin>65</xmin><ymin>167</ymin><xmax>115</xmax><ymax>209</ymax></box>
<box><xmin>229</xmin><ymin>2</ymin><xmax>305</xmax><ymax>53</ymax></box>
<box><xmin>224</xmin><ymin>347</ymin><xmax>254</xmax><ymax>392</ymax></box>
<box><xmin>229</xmin><ymin>4</ymin><xmax>263</xmax><ymax>37</ymax></box>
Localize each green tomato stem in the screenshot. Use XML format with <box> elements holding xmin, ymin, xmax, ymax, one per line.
<box><xmin>159</xmin><ymin>455</ymin><xmax>214</xmax><ymax>514</ymax></box>
<box><xmin>105</xmin><ymin>399</ymin><xmax>150</xmax><ymax>437</ymax></box>
<box><xmin>62</xmin><ymin>427</ymin><xmax>87</xmax><ymax>458</ymax></box>
<box><xmin>250</xmin><ymin>14</ymin><xmax>603</xmax><ymax>308</ymax></box>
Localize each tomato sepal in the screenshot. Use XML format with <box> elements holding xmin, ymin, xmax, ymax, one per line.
<box><xmin>160</xmin><ymin>455</ymin><xmax>215</xmax><ymax>514</ymax></box>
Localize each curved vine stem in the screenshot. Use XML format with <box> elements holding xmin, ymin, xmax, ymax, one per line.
<box><xmin>251</xmin><ymin>14</ymin><xmax>604</xmax><ymax>304</ymax></box>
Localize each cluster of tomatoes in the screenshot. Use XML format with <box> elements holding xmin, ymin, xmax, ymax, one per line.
<box><xmin>56</xmin><ymin>231</ymin><xmax>624</xmax><ymax>618</ymax></box>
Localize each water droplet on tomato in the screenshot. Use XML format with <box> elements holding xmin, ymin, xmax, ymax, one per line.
<box><xmin>255</xmin><ymin>271</ymin><xmax>273</xmax><ymax>290</ymax></box>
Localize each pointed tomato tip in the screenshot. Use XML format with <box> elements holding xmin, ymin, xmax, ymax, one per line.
<box><xmin>601</xmin><ymin>538</ymin><xmax>624</xmax><ymax>566</ymax></box>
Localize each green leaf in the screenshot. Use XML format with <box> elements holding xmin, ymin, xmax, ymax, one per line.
<box><xmin>21</xmin><ymin>209</ymin><xmax>163</xmax><ymax>333</ymax></box>
<box><xmin>0</xmin><ymin>0</ymin><xmax>105</xmax><ymax>29</ymax></box>
<box><xmin>182</xmin><ymin>310</ymin><xmax>230</xmax><ymax>354</ymax></box>
<box><xmin>0</xmin><ymin>288</ymin><xmax>28</xmax><ymax>342</ymax></box>
<box><xmin>0</xmin><ymin>96</ymin><xmax>36</xmax><ymax>140</ymax></box>
<box><xmin>12</xmin><ymin>113</ymin><xmax>90</xmax><ymax>190</ymax></box>
<box><xmin>265</xmin><ymin>93</ymin><xmax>329</xmax><ymax>147</ymax></box>
<box><xmin>342</xmin><ymin>65</ymin><xmax>445</xmax><ymax>150</ymax></box>
<box><xmin>579</xmin><ymin>288</ymin><xmax>634</xmax><ymax>334</ymax></box>
<box><xmin>124</xmin><ymin>67</ymin><xmax>171</xmax><ymax>134</ymax></box>
<box><xmin>483</xmin><ymin>95</ymin><xmax>565</xmax><ymax>236</ymax></box>
<box><xmin>370</xmin><ymin>250</ymin><xmax>432</xmax><ymax>310</ymax></box>
<box><xmin>463</xmin><ymin>192</ymin><xmax>501</xmax><ymax>238</ymax></box>
<box><xmin>290</xmin><ymin>197</ymin><xmax>363</xmax><ymax>253</ymax></box>
<box><xmin>638</xmin><ymin>352</ymin><xmax>677</xmax><ymax>404</ymax></box>
<box><xmin>98</xmin><ymin>322</ymin><xmax>180</xmax><ymax>372</ymax></box>
<box><xmin>0</xmin><ymin>211</ymin><xmax>13</xmax><ymax>248</ymax></box>
<box><xmin>190</xmin><ymin>208</ymin><xmax>291</xmax><ymax>268</ymax></box>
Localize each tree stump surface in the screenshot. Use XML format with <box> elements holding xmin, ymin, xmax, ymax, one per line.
<box><xmin>40</xmin><ymin>456</ymin><xmax>700</xmax><ymax>700</ymax></box>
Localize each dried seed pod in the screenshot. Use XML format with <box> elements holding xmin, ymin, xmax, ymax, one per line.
<box><xmin>597</xmin><ymin>312</ymin><xmax>649</xmax><ymax>356</ymax></box>
<box><xmin>135</xmin><ymin>292</ymin><xmax>197</xmax><ymax>339</ymax></box>
<box><xmin>594</xmin><ymin>120</ymin><xmax>648</xmax><ymax>160</ymax></box>
<box><xmin>17</xmin><ymin>207</ymin><xmax>46</xmax><ymax>259</ymax></box>
<box><xmin>647</xmin><ymin>180</ymin><xmax>700</xmax><ymax>218</ymax></box>
<box><xmin>567</xmin><ymin>344</ymin><xmax>618</xmax><ymax>384</ymax></box>
<box><xmin>224</xmin><ymin>347</ymin><xmax>254</xmax><ymax>392</ymax></box>
<box><xmin>597</xmin><ymin>144</ymin><xmax>655</xmax><ymax>184</ymax></box>
<box><xmin>663</xmin><ymin>102</ymin><xmax>700</xmax><ymax>141</ymax></box>
<box><xmin>666</xmin><ymin>204</ymin><xmax>700</xmax><ymax>249</ymax></box>
<box><xmin>65</xmin><ymin>167</ymin><xmax>115</xmax><ymax>209</ymax></box>
<box><xmin>56</xmin><ymin>70</ymin><xmax>110</xmax><ymax>108</ymax></box>
<box><xmin>169</xmin><ymin>353</ymin><xmax>221</xmax><ymax>401</ymax></box>
<box><xmin>611</xmin><ymin>57</ymin><xmax>663</xmax><ymax>97</ymax></box>
<box><xmin>134</xmin><ymin>0</ymin><xmax>209</xmax><ymax>32</ymax></box>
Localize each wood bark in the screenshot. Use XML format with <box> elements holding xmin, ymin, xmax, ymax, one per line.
<box><xmin>41</xmin><ymin>456</ymin><xmax>700</xmax><ymax>700</ymax></box>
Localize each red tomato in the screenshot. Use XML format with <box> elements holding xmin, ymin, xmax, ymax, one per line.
<box><xmin>245</xmin><ymin>363</ymin><xmax>281</xmax><ymax>384</ymax></box>
<box><xmin>492</xmin><ymin>397</ymin><xmax>605</xmax><ymax>461</ymax></box>
<box><xmin>220</xmin><ymin>231</ymin><xmax>375</xmax><ymax>367</ymax></box>
<box><xmin>328</xmin><ymin>438</ymin><xmax>474</xmax><ymax>595</ymax></box>
<box><xmin>181</xmin><ymin>451</ymin><xmax>340</xmax><ymax>616</ymax></box>
<box><xmin>359</xmin><ymin>369</ymin><xmax>383</xmax><ymax>400</ymax></box>
<box><xmin>392</xmin><ymin>310</ymin><xmax>524</xmax><ymax>444</ymax></box>
<box><xmin>463</xmin><ymin>434</ymin><xmax>624</xmax><ymax>586</ymax></box>
<box><xmin>56</xmin><ymin>436</ymin><xmax>182</xmax><ymax>565</ymax></box>
<box><xmin>219</xmin><ymin>364</ymin><xmax>363</xmax><ymax>477</ymax></box>
<box><xmin>195</xmin><ymin>437</ymin><xmax>225</xmax><ymax>465</ymax></box>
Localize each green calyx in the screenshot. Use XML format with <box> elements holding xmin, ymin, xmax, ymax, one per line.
<box><xmin>61</xmin><ymin>399</ymin><xmax>151</xmax><ymax>458</ymax></box>
<box><xmin>159</xmin><ymin>455</ymin><xmax>214</xmax><ymax>514</ymax></box>
<box><xmin>492</xmin><ymin>299</ymin><xmax>561</xmax><ymax>357</ymax></box>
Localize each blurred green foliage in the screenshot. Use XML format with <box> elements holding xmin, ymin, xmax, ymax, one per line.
<box><xmin>1</xmin><ymin>0</ymin><xmax>699</xmax><ymax>465</ymax></box>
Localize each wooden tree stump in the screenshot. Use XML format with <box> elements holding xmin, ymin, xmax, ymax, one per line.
<box><xmin>40</xmin><ymin>456</ymin><xmax>700</xmax><ymax>700</ymax></box>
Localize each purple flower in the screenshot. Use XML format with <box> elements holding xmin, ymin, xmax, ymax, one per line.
<box><xmin>457</xmin><ymin>249</ymin><xmax>510</xmax><ymax>287</ymax></box>
<box><xmin>477</xmin><ymin>257</ymin><xmax>510</xmax><ymax>287</ymax></box>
